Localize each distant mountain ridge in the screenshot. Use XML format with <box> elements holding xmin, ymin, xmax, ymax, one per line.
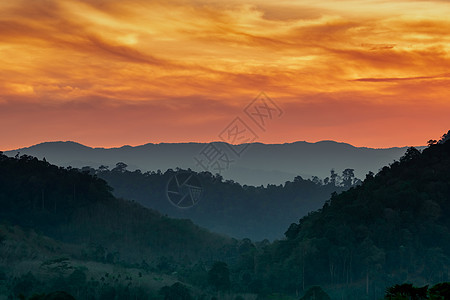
<box><xmin>4</xmin><ymin>140</ymin><xmax>421</xmax><ymax>186</ymax></box>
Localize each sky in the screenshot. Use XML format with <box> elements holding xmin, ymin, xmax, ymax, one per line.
<box><xmin>1</xmin><ymin>0</ymin><xmax>450</xmax><ymax>150</ymax></box>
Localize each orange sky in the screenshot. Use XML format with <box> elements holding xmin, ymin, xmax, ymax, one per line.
<box><xmin>1</xmin><ymin>0</ymin><xmax>450</xmax><ymax>150</ymax></box>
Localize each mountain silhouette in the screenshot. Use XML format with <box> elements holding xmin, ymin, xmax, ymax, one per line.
<box><xmin>4</xmin><ymin>141</ymin><xmax>420</xmax><ymax>186</ymax></box>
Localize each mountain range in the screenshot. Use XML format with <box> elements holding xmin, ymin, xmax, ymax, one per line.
<box><xmin>4</xmin><ymin>141</ymin><xmax>421</xmax><ymax>186</ymax></box>
<box><xmin>1</xmin><ymin>132</ymin><xmax>449</xmax><ymax>299</ymax></box>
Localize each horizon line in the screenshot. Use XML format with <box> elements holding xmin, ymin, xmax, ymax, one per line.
<box><xmin>1</xmin><ymin>139</ymin><xmax>426</xmax><ymax>152</ymax></box>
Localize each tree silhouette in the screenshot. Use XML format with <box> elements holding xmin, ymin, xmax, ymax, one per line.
<box><xmin>330</xmin><ymin>169</ymin><xmax>338</xmax><ymax>186</ymax></box>
<box><xmin>439</xmin><ymin>130</ymin><xmax>450</xmax><ymax>144</ymax></box>
<box><xmin>429</xmin><ymin>282</ymin><xmax>450</xmax><ymax>299</ymax></box>
<box><xmin>400</xmin><ymin>147</ymin><xmax>421</xmax><ymax>163</ymax></box>
<box><xmin>385</xmin><ymin>283</ymin><xmax>428</xmax><ymax>300</ymax></box>
<box><xmin>112</xmin><ymin>162</ymin><xmax>128</xmax><ymax>172</ymax></box>
<box><xmin>342</xmin><ymin>168</ymin><xmax>355</xmax><ymax>187</ymax></box>
<box><xmin>428</xmin><ymin>139</ymin><xmax>438</xmax><ymax>147</ymax></box>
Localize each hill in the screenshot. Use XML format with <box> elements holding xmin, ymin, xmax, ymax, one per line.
<box><xmin>0</xmin><ymin>224</ymin><xmax>194</xmax><ymax>299</ymax></box>
<box><xmin>90</xmin><ymin>166</ymin><xmax>350</xmax><ymax>241</ymax></box>
<box><xmin>1</xmin><ymin>133</ymin><xmax>447</xmax><ymax>299</ymax></box>
<box><xmin>3</xmin><ymin>141</ymin><xmax>416</xmax><ymax>186</ymax></box>
<box><xmin>0</xmin><ymin>152</ymin><xmax>236</xmax><ymax>264</ymax></box>
<box><xmin>248</xmin><ymin>131</ymin><xmax>450</xmax><ymax>299</ymax></box>
<box><xmin>0</xmin><ymin>152</ymin><xmax>267</xmax><ymax>299</ymax></box>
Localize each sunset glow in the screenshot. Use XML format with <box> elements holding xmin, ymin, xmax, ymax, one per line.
<box><xmin>1</xmin><ymin>0</ymin><xmax>450</xmax><ymax>150</ymax></box>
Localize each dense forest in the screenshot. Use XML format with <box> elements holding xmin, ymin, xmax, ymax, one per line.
<box><xmin>0</xmin><ymin>153</ymin><xmax>235</xmax><ymax>262</ymax></box>
<box><xmin>85</xmin><ymin>165</ymin><xmax>356</xmax><ymax>240</ymax></box>
<box><xmin>0</xmin><ymin>150</ymin><xmax>341</xmax><ymax>299</ymax></box>
<box><xmin>1</xmin><ymin>130</ymin><xmax>450</xmax><ymax>299</ymax></box>
<box><xmin>246</xmin><ymin>131</ymin><xmax>450</xmax><ymax>299</ymax></box>
<box><xmin>0</xmin><ymin>152</ymin><xmax>243</xmax><ymax>299</ymax></box>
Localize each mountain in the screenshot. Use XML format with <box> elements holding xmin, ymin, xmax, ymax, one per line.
<box><xmin>248</xmin><ymin>131</ymin><xmax>450</xmax><ymax>299</ymax></box>
<box><xmin>4</xmin><ymin>141</ymin><xmax>418</xmax><ymax>186</ymax></box>
<box><xmin>2</xmin><ymin>135</ymin><xmax>446</xmax><ymax>299</ymax></box>
<box><xmin>0</xmin><ymin>147</ymin><xmax>338</xmax><ymax>299</ymax></box>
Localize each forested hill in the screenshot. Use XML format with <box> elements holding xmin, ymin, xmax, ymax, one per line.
<box><xmin>255</xmin><ymin>131</ymin><xmax>450</xmax><ymax>299</ymax></box>
<box><xmin>87</xmin><ymin>166</ymin><xmax>353</xmax><ymax>240</ymax></box>
<box><xmin>0</xmin><ymin>152</ymin><xmax>234</xmax><ymax>263</ymax></box>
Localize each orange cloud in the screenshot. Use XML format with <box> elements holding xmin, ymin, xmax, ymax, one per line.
<box><xmin>0</xmin><ymin>0</ymin><xmax>449</xmax><ymax>150</ymax></box>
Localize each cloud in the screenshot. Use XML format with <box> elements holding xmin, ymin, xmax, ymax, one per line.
<box><xmin>352</xmin><ymin>73</ymin><xmax>450</xmax><ymax>82</ymax></box>
<box><xmin>1</xmin><ymin>0</ymin><xmax>450</xmax><ymax>149</ymax></box>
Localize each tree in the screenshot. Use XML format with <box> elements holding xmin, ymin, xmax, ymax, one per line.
<box><xmin>342</xmin><ymin>168</ymin><xmax>355</xmax><ymax>188</ymax></box>
<box><xmin>98</xmin><ymin>165</ymin><xmax>109</xmax><ymax>171</ymax></box>
<box><xmin>359</xmin><ymin>238</ymin><xmax>385</xmax><ymax>296</ymax></box>
<box><xmin>112</xmin><ymin>162</ymin><xmax>128</xmax><ymax>172</ymax></box>
<box><xmin>365</xmin><ymin>171</ymin><xmax>374</xmax><ymax>181</ymax></box>
<box><xmin>429</xmin><ymin>282</ymin><xmax>450</xmax><ymax>299</ymax></box>
<box><xmin>208</xmin><ymin>262</ymin><xmax>231</xmax><ymax>291</ymax></box>
<box><xmin>81</xmin><ymin>166</ymin><xmax>95</xmax><ymax>174</ymax></box>
<box><xmin>385</xmin><ymin>284</ymin><xmax>428</xmax><ymax>300</ymax></box>
<box><xmin>330</xmin><ymin>169</ymin><xmax>338</xmax><ymax>186</ymax></box>
<box><xmin>428</xmin><ymin>139</ymin><xmax>438</xmax><ymax>147</ymax></box>
<box><xmin>400</xmin><ymin>147</ymin><xmax>421</xmax><ymax>163</ymax></box>
<box><xmin>294</xmin><ymin>175</ymin><xmax>304</xmax><ymax>182</ymax></box>
<box><xmin>285</xmin><ymin>223</ymin><xmax>300</xmax><ymax>240</ymax></box>
<box><xmin>438</xmin><ymin>130</ymin><xmax>450</xmax><ymax>144</ymax></box>
<box><xmin>311</xmin><ymin>176</ymin><xmax>322</xmax><ymax>185</ymax></box>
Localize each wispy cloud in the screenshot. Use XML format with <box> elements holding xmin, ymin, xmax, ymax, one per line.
<box><xmin>1</xmin><ymin>0</ymin><xmax>450</xmax><ymax>149</ymax></box>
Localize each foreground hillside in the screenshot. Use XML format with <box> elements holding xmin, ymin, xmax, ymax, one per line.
<box><xmin>0</xmin><ymin>224</ymin><xmax>194</xmax><ymax>299</ymax></box>
<box><xmin>252</xmin><ymin>132</ymin><xmax>450</xmax><ymax>299</ymax></box>
<box><xmin>0</xmin><ymin>153</ymin><xmax>233</xmax><ymax>262</ymax></box>
<box><xmin>0</xmin><ymin>152</ymin><xmax>248</xmax><ymax>298</ymax></box>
